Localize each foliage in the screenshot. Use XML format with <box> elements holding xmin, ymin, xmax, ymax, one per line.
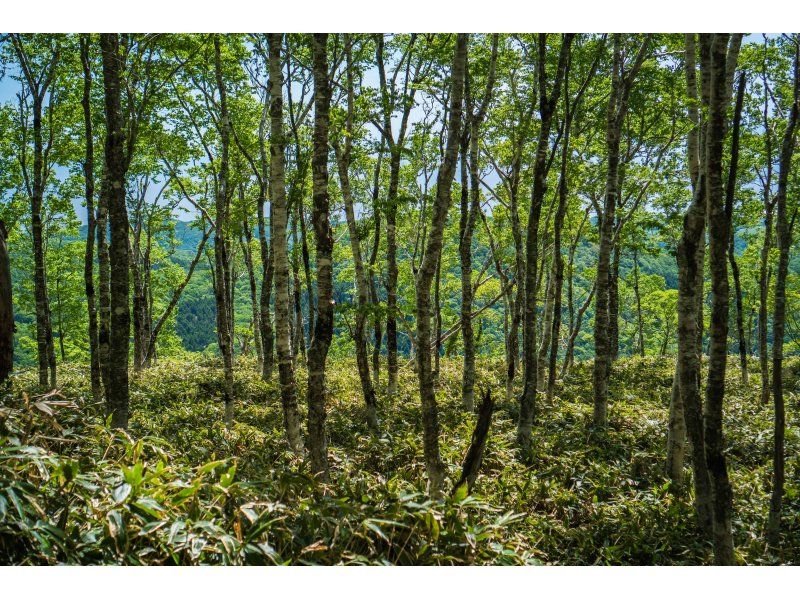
<box><xmin>2</xmin><ymin>356</ymin><xmax>798</xmax><ymax>564</ymax></box>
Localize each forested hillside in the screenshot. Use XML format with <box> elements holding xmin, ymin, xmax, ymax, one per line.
<box><xmin>1</xmin><ymin>33</ymin><xmax>800</xmax><ymax>566</ymax></box>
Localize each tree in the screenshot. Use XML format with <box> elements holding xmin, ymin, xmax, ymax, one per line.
<box><xmin>306</xmin><ymin>33</ymin><xmax>333</xmax><ymax>477</ymax></box>
<box><xmin>459</xmin><ymin>34</ymin><xmax>498</xmax><ymax>411</ymax></box>
<box><xmin>767</xmin><ymin>33</ymin><xmax>800</xmax><ymax>545</ymax></box>
<box><xmin>415</xmin><ymin>32</ymin><xmax>468</xmax><ymax>496</ymax></box>
<box><xmin>267</xmin><ymin>33</ymin><xmax>303</xmax><ymax>454</ymax></box>
<box><xmin>9</xmin><ymin>33</ymin><xmax>59</xmax><ymax>389</ymax></box>
<box><xmin>0</xmin><ymin>219</ymin><xmax>12</xmax><ymax>385</ymax></box>
<box><xmin>592</xmin><ymin>33</ymin><xmax>650</xmax><ymax>427</ymax></box>
<box><xmin>99</xmin><ymin>33</ymin><xmax>131</xmax><ymax>429</ymax></box>
<box><xmin>79</xmin><ymin>34</ymin><xmax>101</xmax><ymax>400</ymax></box>
<box><xmin>333</xmin><ymin>34</ymin><xmax>379</xmax><ymax>430</ymax></box>
<box><xmin>518</xmin><ymin>34</ymin><xmax>573</xmax><ymax>455</ymax></box>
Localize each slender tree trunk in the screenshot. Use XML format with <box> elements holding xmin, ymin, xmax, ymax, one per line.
<box><xmin>608</xmin><ymin>244</ymin><xmax>620</xmax><ymax>359</ymax></box>
<box><xmin>368</xmin><ymin>151</ymin><xmax>384</xmax><ymax>392</ymax></box>
<box><xmin>519</xmin><ymin>34</ymin><xmax>573</xmax><ymax>455</ymax></box>
<box><xmin>306</xmin><ymin>33</ymin><xmax>334</xmax><ymax>477</ymax></box>
<box><xmin>100</xmin><ymin>33</ymin><xmax>130</xmax><ymax>429</ymax></box>
<box><xmin>633</xmin><ymin>248</ymin><xmax>645</xmax><ymax>357</ymax></box>
<box><xmin>665</xmin><ymin>355</ymin><xmax>687</xmax><ymax>489</ymax></box>
<box><xmin>459</xmin><ymin>123</ymin><xmax>476</xmax><ymax>411</ymax></box>
<box><xmin>726</xmin><ymin>71</ymin><xmax>748</xmax><ymax>384</ymax></box>
<box><xmin>767</xmin><ymin>42</ymin><xmax>799</xmax><ymax>545</ymax></box>
<box><xmin>13</xmin><ymin>44</ymin><xmax>58</xmax><ymax>389</ymax></box>
<box><xmin>546</xmin><ymin>115</ymin><xmax>571</xmax><ymax>400</ymax></box>
<box><xmin>336</xmin><ymin>35</ymin><xmax>378</xmax><ymax>430</ymax></box>
<box><xmin>415</xmin><ymin>33</ymin><xmax>467</xmax><ymax>496</ymax></box>
<box><xmin>267</xmin><ymin>33</ymin><xmax>303</xmax><ymax>454</ymax></box>
<box><xmin>79</xmin><ymin>36</ymin><xmax>101</xmax><ymax>399</ymax></box>
<box><xmin>386</xmin><ymin>157</ymin><xmax>400</xmax><ymax>399</ymax></box>
<box><xmin>290</xmin><ymin>216</ymin><xmax>305</xmax><ymax>363</ymax></box>
<box><xmin>298</xmin><ymin>197</ymin><xmax>314</xmax><ymax>350</ymax></box>
<box><xmin>257</xmin><ymin>95</ymin><xmax>275</xmax><ymax>380</ymax></box>
<box><xmin>0</xmin><ymin>221</ymin><xmax>12</xmax><ymax>386</ymax></box>
<box><xmin>674</xmin><ymin>33</ymin><xmax>713</xmax><ymax>537</ymax></box>
<box><xmin>97</xmin><ymin>172</ymin><xmax>111</xmax><ymax>391</ymax></box>
<box><xmin>212</xmin><ymin>35</ymin><xmax>235</xmax><ymax>425</ymax></box>
<box><xmin>758</xmin><ymin>209</ymin><xmax>773</xmax><ymax>404</ymax></box>
<box><xmin>241</xmin><ymin>213</ymin><xmax>263</xmax><ymax>368</ymax></box>
<box><xmin>458</xmin><ymin>37</ymin><xmax>497</xmax><ymax>411</ymax></box>
<box><xmin>703</xmin><ymin>33</ymin><xmax>738</xmax><ymax>566</ymax></box>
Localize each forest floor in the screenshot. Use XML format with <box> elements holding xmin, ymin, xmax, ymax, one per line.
<box><xmin>1</xmin><ymin>355</ymin><xmax>798</xmax><ymax>565</ymax></box>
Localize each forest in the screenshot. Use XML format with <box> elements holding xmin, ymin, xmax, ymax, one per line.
<box><xmin>0</xmin><ymin>32</ymin><xmax>799</xmax><ymax>566</ymax></box>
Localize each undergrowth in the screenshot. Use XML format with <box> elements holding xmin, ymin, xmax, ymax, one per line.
<box><xmin>1</xmin><ymin>355</ymin><xmax>798</xmax><ymax>564</ymax></box>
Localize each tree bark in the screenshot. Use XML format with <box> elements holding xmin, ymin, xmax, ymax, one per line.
<box><xmin>267</xmin><ymin>33</ymin><xmax>304</xmax><ymax>454</ymax></box>
<box><xmin>593</xmin><ymin>34</ymin><xmax>650</xmax><ymax>427</ymax></box>
<box><xmin>100</xmin><ymin>33</ymin><xmax>131</xmax><ymax>429</ymax></box>
<box><xmin>459</xmin><ymin>35</ymin><xmax>498</xmax><ymax>412</ymax></box>
<box><xmin>0</xmin><ymin>221</ymin><xmax>12</xmax><ymax>386</ymax></box>
<box><xmin>674</xmin><ymin>32</ymin><xmax>714</xmax><ymax>537</ymax></box>
<box><xmin>257</xmin><ymin>98</ymin><xmax>275</xmax><ymax>381</ymax></box>
<box><xmin>212</xmin><ymin>35</ymin><xmax>235</xmax><ymax>425</ymax></box>
<box><xmin>306</xmin><ymin>33</ymin><xmax>334</xmax><ymax>477</ymax></box>
<box><xmin>767</xmin><ymin>40</ymin><xmax>799</xmax><ymax>545</ymax></box>
<box><xmin>415</xmin><ymin>33</ymin><xmax>467</xmax><ymax>496</ymax></box>
<box><xmin>241</xmin><ymin>212</ymin><xmax>263</xmax><ymax>368</ymax></box>
<box><xmin>11</xmin><ymin>35</ymin><xmax>58</xmax><ymax>389</ymax></box>
<box><xmin>703</xmin><ymin>32</ymin><xmax>740</xmax><ymax>566</ymax></box>
<box><xmin>335</xmin><ymin>34</ymin><xmax>378</xmax><ymax>430</ymax></box>
<box><xmin>79</xmin><ymin>35</ymin><xmax>101</xmax><ymax>400</ymax></box>
<box><xmin>518</xmin><ymin>34</ymin><xmax>574</xmax><ymax>456</ymax></box>
<box><xmin>726</xmin><ymin>71</ymin><xmax>748</xmax><ymax>384</ymax></box>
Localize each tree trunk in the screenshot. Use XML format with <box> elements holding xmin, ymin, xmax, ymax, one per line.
<box><xmin>0</xmin><ymin>221</ymin><xmax>12</xmax><ymax>386</ymax></box>
<box><xmin>290</xmin><ymin>216</ymin><xmax>305</xmax><ymax>363</ymax></box>
<box><xmin>726</xmin><ymin>71</ymin><xmax>748</xmax><ymax>384</ymax></box>
<box><xmin>368</xmin><ymin>150</ymin><xmax>384</xmax><ymax>392</ymax></box>
<box><xmin>767</xmin><ymin>41</ymin><xmax>799</xmax><ymax>545</ymax></box>
<box><xmin>593</xmin><ymin>35</ymin><xmax>649</xmax><ymax>427</ymax></box>
<box><xmin>459</xmin><ymin>36</ymin><xmax>497</xmax><ymax>411</ymax></box>
<box><xmin>632</xmin><ymin>248</ymin><xmax>645</xmax><ymax>356</ymax></box>
<box><xmin>609</xmin><ymin>244</ymin><xmax>620</xmax><ymax>360</ymax></box>
<box><xmin>212</xmin><ymin>35</ymin><xmax>235</xmax><ymax>425</ymax></box>
<box><xmin>241</xmin><ymin>213</ymin><xmax>263</xmax><ymax>368</ymax></box>
<box><xmin>758</xmin><ymin>219</ymin><xmax>773</xmax><ymax>405</ymax></box>
<box><xmin>703</xmin><ymin>32</ymin><xmax>738</xmax><ymax>566</ymax></box>
<box><xmin>267</xmin><ymin>33</ymin><xmax>303</xmax><ymax>454</ymax></box>
<box><xmin>80</xmin><ymin>35</ymin><xmax>101</xmax><ymax>400</ymax></box>
<box><xmin>306</xmin><ymin>33</ymin><xmax>334</xmax><ymax>477</ymax></box>
<box><xmin>459</xmin><ymin>123</ymin><xmax>476</xmax><ymax>411</ymax></box>
<box><xmin>674</xmin><ymin>32</ymin><xmax>714</xmax><ymax>538</ymax></box>
<box><xmin>100</xmin><ymin>33</ymin><xmax>131</xmax><ymax>429</ymax></box>
<box><xmin>415</xmin><ymin>33</ymin><xmax>467</xmax><ymax>496</ymax></box>
<box><xmin>12</xmin><ymin>36</ymin><xmax>58</xmax><ymax>390</ymax></box>
<box><xmin>519</xmin><ymin>34</ymin><xmax>573</xmax><ymax>455</ymax></box>
<box><xmin>336</xmin><ymin>35</ymin><xmax>378</xmax><ymax>430</ymax></box>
